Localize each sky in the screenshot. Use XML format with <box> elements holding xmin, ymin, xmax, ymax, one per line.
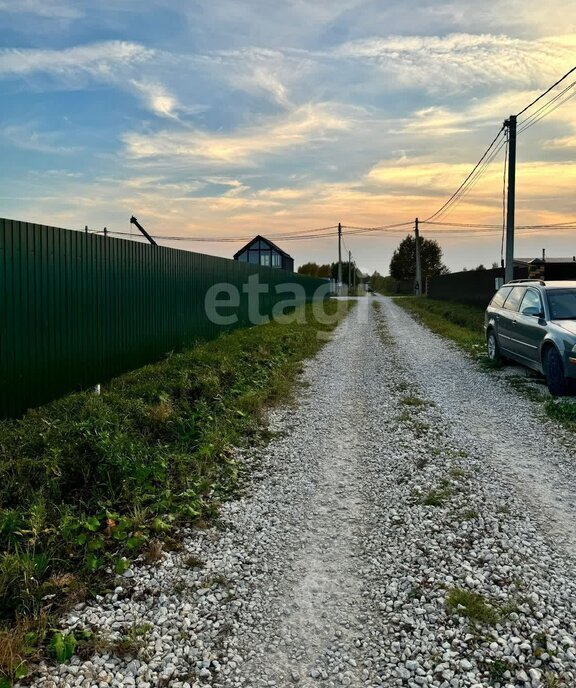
<box><xmin>0</xmin><ymin>1</ymin><xmax>575</xmax><ymax>274</ymax></box>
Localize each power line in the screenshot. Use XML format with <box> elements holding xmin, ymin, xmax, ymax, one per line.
<box><xmin>516</xmin><ymin>64</ymin><xmax>576</xmax><ymax>118</ymax></box>
<box><xmin>106</xmin><ymin>214</ymin><xmax>576</xmax><ymax>245</ymax></box>
<box><xmin>424</xmin><ymin>135</ymin><xmax>508</xmax><ymax>224</ymax></box>
<box><xmin>423</xmin><ymin>221</ymin><xmax>501</xmax><ymax>228</ymax></box>
<box><xmin>418</xmin><ymin>66</ymin><xmax>576</xmax><ymax>233</ymax></box>
<box><xmin>518</xmin><ymin>78</ymin><xmax>576</xmax><ymax>129</ymax></box>
<box><xmin>341</xmin><ymin>221</ymin><xmax>414</xmax><ymax>231</ymax></box>
<box><xmin>109</xmin><ymin>225</ymin><xmax>339</xmax><ymax>243</ymax></box>
<box><xmin>518</xmin><ymin>80</ymin><xmax>576</xmax><ymax>135</ymax></box>
<box><xmin>423</xmin><ymin>126</ymin><xmax>505</xmax><ymax>223</ymax></box>
<box><xmin>426</xmin><ymin>130</ymin><xmax>506</xmax><ymax>222</ymax></box>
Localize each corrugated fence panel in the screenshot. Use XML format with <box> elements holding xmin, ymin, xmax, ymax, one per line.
<box><xmin>427</xmin><ymin>267</ymin><xmax>528</xmax><ymax>307</ymax></box>
<box><xmin>0</xmin><ymin>218</ymin><xmax>328</xmax><ymax>418</ymax></box>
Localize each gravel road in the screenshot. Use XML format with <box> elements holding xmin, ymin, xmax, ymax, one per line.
<box><xmin>27</xmin><ymin>296</ymin><xmax>576</xmax><ymax>688</ymax></box>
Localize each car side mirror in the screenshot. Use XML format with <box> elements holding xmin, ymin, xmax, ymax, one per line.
<box><xmin>522</xmin><ymin>306</ymin><xmax>544</xmax><ymax>317</ymax></box>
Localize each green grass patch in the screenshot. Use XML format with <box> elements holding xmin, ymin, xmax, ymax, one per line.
<box><xmin>488</xmin><ymin>658</ymin><xmax>514</xmax><ymax>684</ymax></box>
<box><xmin>507</xmin><ymin>375</ymin><xmax>548</xmax><ymax>402</ymax></box>
<box><xmin>0</xmin><ymin>300</ymin><xmax>352</xmax><ymax>682</ymax></box>
<box><xmin>446</xmin><ymin>588</ymin><xmax>499</xmax><ymax>626</ymax></box>
<box><xmin>393</xmin><ymin>296</ymin><xmax>485</xmax><ymax>358</ymax></box>
<box><xmin>421</xmin><ymin>484</ymin><xmax>453</xmax><ymax>506</ymax></box>
<box><xmin>545</xmin><ymin>399</ymin><xmax>576</xmax><ymax>428</ymax></box>
<box><xmin>393</xmin><ymin>297</ymin><xmax>576</xmax><ymax>434</ymax></box>
<box><xmin>400</xmin><ymin>394</ymin><xmax>426</xmax><ymax>407</ymax></box>
<box><xmin>462</xmin><ymin>509</ymin><xmax>479</xmax><ymax>520</ymax></box>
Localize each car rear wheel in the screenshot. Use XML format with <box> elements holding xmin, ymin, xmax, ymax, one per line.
<box><xmin>545</xmin><ymin>346</ymin><xmax>568</xmax><ymax>396</ymax></box>
<box><xmin>487</xmin><ymin>330</ymin><xmax>502</xmax><ymax>363</ymax></box>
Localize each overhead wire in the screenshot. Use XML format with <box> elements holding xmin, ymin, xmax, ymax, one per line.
<box><xmin>518</xmin><ymin>81</ymin><xmax>576</xmax><ymax>135</ymax></box>
<box><xmin>413</xmin><ymin>65</ymin><xmax>576</xmax><ymax>235</ymax></box>
<box><xmin>518</xmin><ymin>78</ymin><xmax>576</xmax><ymax>129</ymax></box>
<box><xmin>424</xmin><ymin>135</ymin><xmax>508</xmax><ymax>224</ymax></box>
<box><xmin>423</xmin><ymin>221</ymin><xmax>501</xmax><ymax>228</ymax></box>
<box><xmin>341</xmin><ymin>221</ymin><xmax>414</xmax><ymax>231</ymax></box>
<box><xmin>516</xmin><ymin>64</ymin><xmax>576</xmax><ymax>118</ymax></box>
<box><xmin>422</xmin><ymin>126</ymin><xmax>506</xmax><ymax>223</ymax></box>
<box><xmin>97</xmin><ymin>66</ymin><xmax>576</xmax><ymax>257</ymax></box>
<box><xmin>107</xmin><ymin>217</ymin><xmax>576</xmax><ymax>244</ymax></box>
<box><xmin>103</xmin><ymin>65</ymin><xmax>576</xmax><ymax>252</ymax></box>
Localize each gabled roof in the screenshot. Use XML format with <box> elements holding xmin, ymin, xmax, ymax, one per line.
<box><xmin>233</xmin><ymin>235</ymin><xmax>293</xmax><ymax>260</ymax></box>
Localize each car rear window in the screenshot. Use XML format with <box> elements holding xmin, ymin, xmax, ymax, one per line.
<box><xmin>502</xmin><ymin>286</ymin><xmax>526</xmax><ymax>311</ymax></box>
<box><xmin>491</xmin><ymin>286</ymin><xmax>512</xmax><ymax>308</ymax></box>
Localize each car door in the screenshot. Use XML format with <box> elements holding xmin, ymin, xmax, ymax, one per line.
<box><xmin>513</xmin><ymin>288</ymin><xmax>547</xmax><ymax>365</ymax></box>
<box><xmin>497</xmin><ymin>286</ymin><xmax>526</xmax><ymax>358</ymax></box>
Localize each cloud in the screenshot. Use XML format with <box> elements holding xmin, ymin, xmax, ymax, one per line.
<box><xmin>0</xmin><ymin>41</ymin><xmax>207</xmax><ymax>120</ymax></box>
<box><xmin>235</xmin><ymin>66</ymin><xmax>292</xmax><ymax>107</ymax></box>
<box><xmin>0</xmin><ymin>41</ymin><xmax>153</xmax><ymax>79</ymax></box>
<box><xmin>395</xmin><ymin>107</ymin><xmax>472</xmax><ymax>136</ymax></box>
<box><xmin>365</xmin><ymin>159</ymin><xmax>508</xmax><ymax>213</ymax></box>
<box><xmin>1</xmin><ymin>124</ymin><xmax>81</xmax><ymax>154</ymax></box>
<box><xmin>547</xmin><ymin>135</ymin><xmax>576</xmax><ymax>149</ymax></box>
<box><xmin>0</xmin><ymin>0</ymin><xmax>82</xmax><ymax>19</ymax></box>
<box><xmin>122</xmin><ymin>102</ymin><xmax>353</xmax><ymax>165</ymax></box>
<box><xmin>128</xmin><ymin>79</ymin><xmax>183</xmax><ymax>119</ymax></box>
<box><xmin>332</xmin><ymin>33</ymin><xmax>576</xmax><ymax>93</ymax></box>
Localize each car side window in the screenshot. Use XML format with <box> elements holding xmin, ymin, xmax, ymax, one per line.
<box><xmin>502</xmin><ymin>286</ymin><xmax>526</xmax><ymax>311</ymax></box>
<box><xmin>491</xmin><ymin>286</ymin><xmax>512</xmax><ymax>308</ymax></box>
<box><xmin>519</xmin><ymin>289</ymin><xmax>542</xmax><ymax>315</ymax></box>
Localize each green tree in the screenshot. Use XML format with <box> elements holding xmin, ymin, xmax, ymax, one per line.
<box><xmin>297</xmin><ymin>262</ymin><xmax>331</xmax><ymax>277</ymax></box>
<box><xmin>330</xmin><ymin>261</ymin><xmax>359</xmax><ymax>286</ymax></box>
<box><xmin>389</xmin><ymin>235</ymin><xmax>449</xmax><ymax>281</ymax></box>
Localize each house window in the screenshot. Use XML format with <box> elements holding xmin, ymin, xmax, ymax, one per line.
<box><xmin>248</xmin><ymin>250</ymin><xmax>259</xmax><ymax>264</ymax></box>
<box><xmin>271</xmin><ymin>253</ymin><xmax>281</xmax><ymax>268</ymax></box>
<box><xmin>260</xmin><ymin>253</ymin><xmax>270</xmax><ymax>266</ymax></box>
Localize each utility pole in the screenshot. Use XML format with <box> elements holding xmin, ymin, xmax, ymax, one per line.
<box><xmin>414</xmin><ymin>217</ymin><xmax>422</xmax><ymax>296</ymax></box>
<box><xmin>504</xmin><ymin>115</ymin><xmax>517</xmax><ymax>284</ymax></box>
<box><xmin>348</xmin><ymin>250</ymin><xmax>352</xmax><ymax>292</ymax></box>
<box><xmin>337</xmin><ymin>222</ymin><xmax>343</xmax><ymax>296</ymax></box>
<box><xmin>352</xmin><ymin>260</ymin><xmax>356</xmax><ymax>292</ymax></box>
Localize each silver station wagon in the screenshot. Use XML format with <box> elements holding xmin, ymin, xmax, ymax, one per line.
<box><xmin>485</xmin><ymin>280</ymin><xmax>576</xmax><ymax>395</ymax></box>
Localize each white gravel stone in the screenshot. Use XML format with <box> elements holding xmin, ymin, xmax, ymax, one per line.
<box><xmin>18</xmin><ymin>297</ymin><xmax>576</xmax><ymax>688</ymax></box>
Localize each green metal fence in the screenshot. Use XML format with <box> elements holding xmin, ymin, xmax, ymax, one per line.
<box><xmin>1</xmin><ymin>218</ymin><xmax>328</xmax><ymax>418</ymax></box>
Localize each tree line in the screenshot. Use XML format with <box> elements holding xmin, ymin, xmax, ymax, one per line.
<box><xmin>297</xmin><ymin>234</ymin><xmax>499</xmax><ymax>291</ymax></box>
<box><xmin>297</xmin><ymin>261</ymin><xmax>361</xmax><ymax>285</ymax></box>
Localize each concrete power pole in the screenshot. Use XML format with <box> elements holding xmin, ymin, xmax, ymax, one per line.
<box><xmin>348</xmin><ymin>250</ymin><xmax>352</xmax><ymax>292</ymax></box>
<box><xmin>414</xmin><ymin>217</ymin><xmax>422</xmax><ymax>296</ymax></box>
<box><xmin>504</xmin><ymin>115</ymin><xmax>517</xmax><ymax>284</ymax></box>
<box><xmin>338</xmin><ymin>222</ymin><xmax>343</xmax><ymax>296</ymax></box>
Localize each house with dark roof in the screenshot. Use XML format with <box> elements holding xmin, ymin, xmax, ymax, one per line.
<box><xmin>233</xmin><ymin>235</ymin><xmax>294</xmax><ymax>272</ymax></box>
<box><xmin>515</xmin><ymin>256</ymin><xmax>576</xmax><ymax>281</ymax></box>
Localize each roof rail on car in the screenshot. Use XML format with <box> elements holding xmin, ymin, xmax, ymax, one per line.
<box><xmin>507</xmin><ymin>279</ymin><xmax>546</xmax><ymax>286</ymax></box>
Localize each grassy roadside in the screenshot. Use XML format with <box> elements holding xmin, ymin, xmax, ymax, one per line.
<box><xmin>0</xmin><ymin>299</ymin><xmax>352</xmax><ymax>684</ymax></box>
<box><xmin>393</xmin><ymin>297</ymin><xmax>486</xmax><ymax>358</ymax></box>
<box><xmin>393</xmin><ymin>296</ymin><xmax>576</xmax><ymax>429</ymax></box>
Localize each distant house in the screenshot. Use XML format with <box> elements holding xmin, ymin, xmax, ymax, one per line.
<box><xmin>515</xmin><ymin>257</ymin><xmax>576</xmax><ymax>281</ymax></box>
<box><xmin>233</xmin><ymin>235</ymin><xmax>294</xmax><ymax>272</ymax></box>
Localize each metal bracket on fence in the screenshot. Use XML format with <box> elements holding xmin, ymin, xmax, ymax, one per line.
<box><xmin>130</xmin><ymin>216</ymin><xmax>158</xmax><ymax>246</ymax></box>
